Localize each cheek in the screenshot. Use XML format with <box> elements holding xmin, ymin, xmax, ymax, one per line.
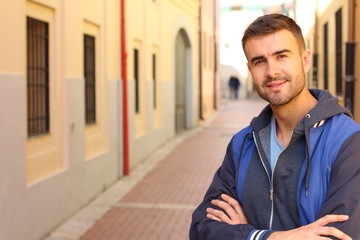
<box><xmin>250</xmin><ymin>73</ymin><xmax>263</xmax><ymax>88</ymax></box>
<box><xmin>250</xmin><ymin>67</ymin><xmax>266</xmax><ymax>81</ymax></box>
<box><xmin>252</xmin><ymin>77</ymin><xmax>265</xmax><ymax>90</ymax></box>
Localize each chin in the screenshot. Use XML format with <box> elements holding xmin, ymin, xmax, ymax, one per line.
<box><xmin>269</xmin><ymin>100</ymin><xmax>291</xmax><ymax>106</ymax></box>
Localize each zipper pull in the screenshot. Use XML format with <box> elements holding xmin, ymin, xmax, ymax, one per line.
<box><xmin>270</xmin><ymin>189</ymin><xmax>274</xmax><ymax>201</ymax></box>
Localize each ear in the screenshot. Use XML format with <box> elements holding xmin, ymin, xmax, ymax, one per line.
<box><xmin>302</xmin><ymin>49</ymin><xmax>312</xmax><ymax>73</ymax></box>
<box><xmin>247</xmin><ymin>62</ymin><xmax>251</xmax><ymax>71</ymax></box>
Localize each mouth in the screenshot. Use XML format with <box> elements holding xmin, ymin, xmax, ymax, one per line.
<box><xmin>266</xmin><ymin>80</ymin><xmax>287</xmax><ymax>89</ymax></box>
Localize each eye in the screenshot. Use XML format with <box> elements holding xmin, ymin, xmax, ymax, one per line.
<box><xmin>277</xmin><ymin>54</ymin><xmax>287</xmax><ymax>59</ymax></box>
<box><xmin>254</xmin><ymin>59</ymin><xmax>265</xmax><ymax>66</ymax></box>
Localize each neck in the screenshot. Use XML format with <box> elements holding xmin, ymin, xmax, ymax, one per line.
<box><xmin>271</xmin><ymin>88</ymin><xmax>317</xmax><ymax>147</ymax></box>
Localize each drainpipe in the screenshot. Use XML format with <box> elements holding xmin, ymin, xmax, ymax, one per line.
<box><xmin>198</xmin><ymin>4</ymin><xmax>204</xmax><ymax>120</ymax></box>
<box><xmin>345</xmin><ymin>0</ymin><xmax>356</xmax><ymax>113</ymax></box>
<box><xmin>121</xmin><ymin>0</ymin><xmax>130</xmax><ymax>175</ymax></box>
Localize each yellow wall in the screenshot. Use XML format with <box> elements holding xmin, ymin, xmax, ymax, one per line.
<box><xmin>298</xmin><ymin>0</ymin><xmax>348</xmax><ymax>95</ymax></box>
<box><xmin>200</xmin><ymin>0</ymin><xmax>220</xmax><ymax>119</ymax></box>
<box><xmin>355</xmin><ymin>0</ymin><xmax>360</xmax><ymax>122</ymax></box>
<box><xmin>24</xmin><ymin>0</ymin><xmax>110</xmax><ymax>183</ymax></box>
<box><xmin>299</xmin><ymin>0</ymin><xmax>360</xmax><ymax>120</ymax></box>
<box><xmin>25</xmin><ymin>1</ymin><xmax>64</xmax><ymax>183</ymax></box>
<box><xmin>0</xmin><ymin>1</ymin><xmax>24</xmax><ymax>73</ymax></box>
<box><xmin>0</xmin><ymin>0</ymin><xmax>120</xmax><ymax>239</ymax></box>
<box><xmin>126</xmin><ymin>0</ymin><xmax>202</xmax><ymax>168</ymax></box>
<box><xmin>315</xmin><ymin>0</ymin><xmax>349</xmax><ymax>103</ymax></box>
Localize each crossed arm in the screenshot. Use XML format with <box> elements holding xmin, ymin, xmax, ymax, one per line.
<box><xmin>207</xmin><ymin>194</ymin><xmax>352</xmax><ymax>240</ymax></box>
<box><xmin>190</xmin><ymin>133</ymin><xmax>360</xmax><ymax>240</ymax></box>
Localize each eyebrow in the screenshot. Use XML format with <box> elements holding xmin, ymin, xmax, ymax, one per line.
<box><xmin>250</xmin><ymin>49</ymin><xmax>292</xmax><ymax>65</ymax></box>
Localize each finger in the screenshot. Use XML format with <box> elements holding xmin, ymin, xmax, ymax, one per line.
<box><xmin>206</xmin><ymin>213</ymin><xmax>222</xmax><ymax>222</ymax></box>
<box><xmin>206</xmin><ymin>207</ymin><xmax>231</xmax><ymax>223</ymax></box>
<box><xmin>221</xmin><ymin>194</ymin><xmax>249</xmax><ymax>224</ymax></box>
<box><xmin>211</xmin><ymin>199</ymin><xmax>238</xmax><ymax>220</ymax></box>
<box><xmin>316</xmin><ymin>226</ymin><xmax>352</xmax><ymax>240</ymax></box>
<box><xmin>221</xmin><ymin>194</ymin><xmax>246</xmax><ymax>217</ymax></box>
<box><xmin>314</xmin><ymin>215</ymin><xmax>349</xmax><ymax>226</ymax></box>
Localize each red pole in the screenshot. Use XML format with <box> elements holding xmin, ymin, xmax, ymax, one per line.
<box><xmin>121</xmin><ymin>0</ymin><xmax>130</xmax><ymax>175</ymax></box>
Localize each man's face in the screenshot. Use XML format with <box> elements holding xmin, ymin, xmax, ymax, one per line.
<box><xmin>244</xmin><ymin>29</ymin><xmax>311</xmax><ymax>106</ymax></box>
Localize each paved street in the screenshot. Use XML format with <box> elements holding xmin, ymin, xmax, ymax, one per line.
<box><xmin>45</xmin><ymin>97</ymin><xmax>267</xmax><ymax>240</ymax></box>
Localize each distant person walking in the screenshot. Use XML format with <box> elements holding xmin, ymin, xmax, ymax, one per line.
<box><xmin>229</xmin><ymin>76</ymin><xmax>241</xmax><ymax>99</ymax></box>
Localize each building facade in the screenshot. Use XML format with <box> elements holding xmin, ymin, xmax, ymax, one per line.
<box><xmin>355</xmin><ymin>0</ymin><xmax>360</xmax><ymax>122</ymax></box>
<box><xmin>125</xmin><ymin>0</ymin><xmax>220</xmax><ymax>169</ymax></box>
<box><xmin>296</xmin><ymin>0</ymin><xmax>360</xmax><ymax>122</ymax></box>
<box><xmin>199</xmin><ymin>0</ymin><xmax>221</xmax><ymax>119</ymax></box>
<box><xmin>0</xmin><ymin>0</ymin><xmax>220</xmax><ymax>239</ymax></box>
<box><xmin>0</xmin><ymin>0</ymin><xmax>121</xmax><ymax>239</ymax></box>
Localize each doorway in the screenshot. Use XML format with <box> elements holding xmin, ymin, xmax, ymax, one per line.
<box><xmin>175</xmin><ymin>29</ymin><xmax>192</xmax><ymax>133</ymax></box>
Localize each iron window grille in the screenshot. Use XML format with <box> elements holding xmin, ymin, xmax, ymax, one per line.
<box><xmin>27</xmin><ymin>17</ymin><xmax>50</xmax><ymax>138</ymax></box>
<box><xmin>323</xmin><ymin>23</ymin><xmax>329</xmax><ymax>90</ymax></box>
<box><xmin>134</xmin><ymin>48</ymin><xmax>139</xmax><ymax>113</ymax></box>
<box><xmin>335</xmin><ymin>8</ymin><xmax>343</xmax><ymax>95</ymax></box>
<box><xmin>84</xmin><ymin>34</ymin><xmax>96</xmax><ymax>125</ymax></box>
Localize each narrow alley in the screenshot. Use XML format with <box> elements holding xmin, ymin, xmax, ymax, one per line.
<box><xmin>4</xmin><ymin>1</ymin><xmax>360</xmax><ymax>239</ymax></box>
<box><xmin>45</xmin><ymin>97</ymin><xmax>267</xmax><ymax>240</ymax></box>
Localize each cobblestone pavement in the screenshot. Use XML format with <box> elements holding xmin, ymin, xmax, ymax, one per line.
<box><xmin>45</xmin><ymin>97</ymin><xmax>267</xmax><ymax>240</ymax></box>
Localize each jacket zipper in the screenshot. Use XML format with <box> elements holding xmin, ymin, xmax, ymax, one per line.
<box><xmin>253</xmin><ymin>131</ymin><xmax>293</xmax><ymax>229</ymax></box>
<box><xmin>253</xmin><ymin>132</ymin><xmax>273</xmax><ymax>228</ymax></box>
<box><xmin>269</xmin><ymin>150</ymin><xmax>285</xmax><ymax>228</ymax></box>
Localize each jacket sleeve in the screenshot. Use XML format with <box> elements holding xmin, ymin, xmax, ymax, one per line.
<box><xmin>189</xmin><ymin>139</ymin><xmax>273</xmax><ymax>240</ymax></box>
<box><xmin>317</xmin><ymin>131</ymin><xmax>360</xmax><ymax>240</ymax></box>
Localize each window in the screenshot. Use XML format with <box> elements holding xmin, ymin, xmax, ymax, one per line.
<box><xmin>83</xmin><ymin>23</ymin><xmax>108</xmax><ymax>160</ymax></box>
<box><xmin>134</xmin><ymin>48</ymin><xmax>139</xmax><ymax>113</ymax></box>
<box><xmin>335</xmin><ymin>9</ymin><xmax>343</xmax><ymax>95</ymax></box>
<box><xmin>152</xmin><ymin>53</ymin><xmax>157</xmax><ymax>109</ymax></box>
<box><xmin>27</xmin><ymin>17</ymin><xmax>50</xmax><ymax>137</ymax></box>
<box><xmin>323</xmin><ymin>23</ymin><xmax>329</xmax><ymax>90</ymax></box>
<box><xmin>84</xmin><ymin>34</ymin><xmax>96</xmax><ymax>124</ymax></box>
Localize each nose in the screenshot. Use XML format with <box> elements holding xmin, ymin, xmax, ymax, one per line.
<box><xmin>266</xmin><ymin>59</ymin><xmax>280</xmax><ymax>79</ymax></box>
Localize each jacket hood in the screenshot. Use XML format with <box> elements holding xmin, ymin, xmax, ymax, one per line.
<box><xmin>250</xmin><ymin>89</ymin><xmax>352</xmax><ymax>132</ymax></box>
<box><xmin>305</xmin><ymin>89</ymin><xmax>352</xmax><ymax>127</ymax></box>
<box><xmin>249</xmin><ymin>89</ymin><xmax>353</xmax><ymax>198</ymax></box>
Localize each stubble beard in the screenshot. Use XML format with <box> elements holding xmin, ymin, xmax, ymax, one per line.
<box><xmin>255</xmin><ymin>74</ymin><xmax>306</xmax><ymax>106</ymax></box>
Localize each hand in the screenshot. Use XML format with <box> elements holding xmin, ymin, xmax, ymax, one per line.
<box><xmin>268</xmin><ymin>215</ymin><xmax>352</xmax><ymax>240</ymax></box>
<box><xmin>206</xmin><ymin>194</ymin><xmax>249</xmax><ymax>225</ymax></box>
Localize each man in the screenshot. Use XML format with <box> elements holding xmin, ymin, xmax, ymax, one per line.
<box><xmin>229</xmin><ymin>76</ymin><xmax>241</xmax><ymax>99</ymax></box>
<box><xmin>190</xmin><ymin>14</ymin><xmax>360</xmax><ymax>240</ymax></box>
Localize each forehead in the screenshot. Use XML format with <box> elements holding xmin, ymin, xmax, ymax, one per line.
<box><xmin>244</xmin><ymin>30</ymin><xmax>299</xmax><ymax>58</ymax></box>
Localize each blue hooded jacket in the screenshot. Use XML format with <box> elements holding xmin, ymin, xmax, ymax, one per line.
<box><xmin>190</xmin><ymin>89</ymin><xmax>360</xmax><ymax>240</ymax></box>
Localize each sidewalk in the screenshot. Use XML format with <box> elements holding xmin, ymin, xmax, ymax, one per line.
<box><xmin>45</xmin><ymin>97</ymin><xmax>267</xmax><ymax>240</ymax></box>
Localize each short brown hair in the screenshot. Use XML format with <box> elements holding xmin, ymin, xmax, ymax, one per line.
<box><xmin>242</xmin><ymin>14</ymin><xmax>306</xmax><ymax>52</ymax></box>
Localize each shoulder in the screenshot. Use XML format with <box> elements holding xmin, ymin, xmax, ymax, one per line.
<box><xmin>232</xmin><ymin>126</ymin><xmax>253</xmax><ymax>146</ymax></box>
<box><xmin>310</xmin><ymin>114</ymin><xmax>360</xmax><ymax>154</ymax></box>
<box><xmin>312</xmin><ymin>114</ymin><xmax>360</xmax><ymax>160</ymax></box>
<box><xmin>230</xmin><ymin>126</ymin><xmax>253</xmax><ymax>155</ymax></box>
<box><xmin>327</xmin><ymin>113</ymin><xmax>360</xmax><ymax>134</ymax></box>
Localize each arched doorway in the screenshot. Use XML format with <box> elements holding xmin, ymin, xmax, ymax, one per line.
<box><xmin>175</xmin><ymin>29</ymin><xmax>192</xmax><ymax>133</ymax></box>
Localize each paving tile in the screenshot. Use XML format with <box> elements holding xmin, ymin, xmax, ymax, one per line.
<box><xmin>46</xmin><ymin>98</ymin><xmax>267</xmax><ymax>240</ymax></box>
